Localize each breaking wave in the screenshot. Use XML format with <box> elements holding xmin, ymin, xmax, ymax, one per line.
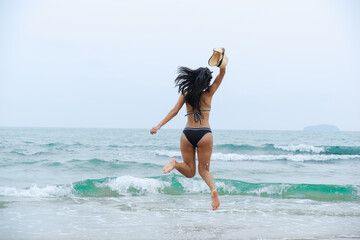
<box><xmin>1</xmin><ymin>175</ymin><xmax>358</xmax><ymax>202</ymax></box>
<box><xmin>154</xmin><ymin>150</ymin><xmax>360</xmax><ymax>162</ymax></box>
<box><xmin>214</xmin><ymin>144</ymin><xmax>360</xmax><ymax>155</ymax></box>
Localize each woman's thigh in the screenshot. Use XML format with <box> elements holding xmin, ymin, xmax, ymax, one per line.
<box><xmin>197</xmin><ymin>133</ymin><xmax>213</xmax><ymax>169</ymax></box>
<box><xmin>180</xmin><ymin>133</ymin><xmax>196</xmax><ymax>170</ymax></box>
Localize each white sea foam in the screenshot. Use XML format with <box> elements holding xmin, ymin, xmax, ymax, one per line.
<box><xmin>154</xmin><ymin>150</ymin><xmax>182</xmax><ymax>157</ymax></box>
<box><xmin>247</xmin><ymin>184</ymin><xmax>290</xmax><ymax>196</ymax></box>
<box><xmin>177</xmin><ymin>177</ymin><xmax>236</xmax><ymax>194</ymax></box>
<box><xmin>353</xmin><ymin>185</ymin><xmax>360</xmax><ymax>197</ymax></box>
<box><xmin>0</xmin><ymin>185</ymin><xmax>71</xmax><ymax>198</ymax></box>
<box><xmin>154</xmin><ymin>150</ymin><xmax>360</xmax><ymax>162</ymax></box>
<box><xmin>105</xmin><ymin>175</ymin><xmax>236</xmax><ymax>195</ymax></box>
<box><xmin>274</xmin><ymin>144</ymin><xmax>325</xmax><ymax>153</ymax></box>
<box><xmin>0</xmin><ymin>177</ymin><xmax>171</xmax><ymax>197</ymax></box>
<box><xmin>106</xmin><ymin>175</ymin><xmax>170</xmax><ymax>195</ymax></box>
<box><xmin>212</xmin><ymin>153</ymin><xmax>360</xmax><ymax>162</ymax></box>
<box><xmin>177</xmin><ymin>177</ymin><xmax>209</xmax><ymax>193</ymax></box>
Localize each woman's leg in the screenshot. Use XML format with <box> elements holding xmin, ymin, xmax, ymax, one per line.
<box><xmin>163</xmin><ymin>134</ymin><xmax>196</xmax><ymax>178</ymax></box>
<box><xmin>197</xmin><ymin>133</ymin><xmax>220</xmax><ymax>210</ymax></box>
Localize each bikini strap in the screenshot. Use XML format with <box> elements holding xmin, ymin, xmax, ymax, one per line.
<box><xmin>185</xmin><ymin>110</ymin><xmax>210</xmax><ymax>124</ymax></box>
<box><xmin>191</xmin><ymin>112</ymin><xmax>204</xmax><ymax>124</ymax></box>
<box><xmin>185</xmin><ymin>110</ymin><xmax>210</xmax><ymax>116</ymax></box>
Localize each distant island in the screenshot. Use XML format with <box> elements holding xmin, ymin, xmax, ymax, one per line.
<box><xmin>303</xmin><ymin>124</ymin><xmax>340</xmax><ymax>131</ymax></box>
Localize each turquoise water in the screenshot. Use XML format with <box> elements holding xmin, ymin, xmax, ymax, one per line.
<box><xmin>0</xmin><ymin>127</ymin><xmax>360</xmax><ymax>239</ymax></box>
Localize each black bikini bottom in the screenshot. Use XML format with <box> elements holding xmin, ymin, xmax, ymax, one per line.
<box><xmin>183</xmin><ymin>127</ymin><xmax>212</xmax><ymax>148</ymax></box>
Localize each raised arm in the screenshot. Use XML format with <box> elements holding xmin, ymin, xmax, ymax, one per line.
<box><xmin>150</xmin><ymin>94</ymin><xmax>186</xmax><ymax>134</ymax></box>
<box><xmin>208</xmin><ymin>67</ymin><xmax>226</xmax><ymax>96</ymax></box>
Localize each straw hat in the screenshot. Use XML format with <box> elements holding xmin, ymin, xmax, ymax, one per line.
<box><xmin>208</xmin><ymin>47</ymin><xmax>228</xmax><ymax>68</ymax></box>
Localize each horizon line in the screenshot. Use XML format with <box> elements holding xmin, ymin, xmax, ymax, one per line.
<box><xmin>0</xmin><ymin>125</ymin><xmax>358</xmax><ymax>132</ymax></box>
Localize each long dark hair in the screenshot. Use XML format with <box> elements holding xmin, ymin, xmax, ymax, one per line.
<box><xmin>174</xmin><ymin>66</ymin><xmax>212</xmax><ymax>110</ymax></box>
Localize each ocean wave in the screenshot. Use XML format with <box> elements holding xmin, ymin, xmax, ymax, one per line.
<box><xmin>214</xmin><ymin>144</ymin><xmax>360</xmax><ymax>155</ymax></box>
<box><xmin>154</xmin><ymin>150</ymin><xmax>360</xmax><ymax>162</ymax></box>
<box><xmin>9</xmin><ymin>150</ymin><xmax>52</xmax><ymax>156</ymax></box>
<box><xmin>68</xmin><ymin>159</ymin><xmax>162</xmax><ymax>170</ymax></box>
<box><xmin>275</xmin><ymin>145</ymin><xmax>360</xmax><ymax>155</ymax></box>
<box><xmin>1</xmin><ymin>175</ymin><xmax>358</xmax><ymax>202</ymax></box>
<box><xmin>0</xmin><ymin>158</ymin><xmax>164</xmax><ymax>170</ymax></box>
<box><xmin>325</xmin><ymin>146</ymin><xmax>360</xmax><ymax>155</ymax></box>
<box><xmin>211</xmin><ymin>153</ymin><xmax>360</xmax><ymax>162</ymax></box>
<box><xmin>154</xmin><ymin>150</ymin><xmax>182</xmax><ymax>157</ymax></box>
<box><xmin>6</xmin><ymin>143</ymin><xmax>88</xmax><ymax>156</ymax></box>
<box><xmin>273</xmin><ymin>144</ymin><xmax>325</xmax><ymax>153</ymax></box>
<box><xmin>214</xmin><ymin>144</ymin><xmax>259</xmax><ymax>151</ymax></box>
<box><xmin>0</xmin><ymin>176</ymin><xmax>169</xmax><ymax>198</ymax></box>
<box><xmin>41</xmin><ymin>142</ymin><xmax>84</xmax><ymax>147</ymax></box>
<box><xmin>106</xmin><ymin>175</ymin><xmax>170</xmax><ymax>195</ymax></box>
<box><xmin>0</xmin><ymin>185</ymin><xmax>71</xmax><ymax>198</ymax></box>
<box><xmin>214</xmin><ymin>143</ymin><xmax>325</xmax><ymax>153</ymax></box>
<box><xmin>108</xmin><ymin>144</ymin><xmax>150</xmax><ymax>148</ymax></box>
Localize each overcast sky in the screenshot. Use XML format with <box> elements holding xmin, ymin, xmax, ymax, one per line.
<box><xmin>0</xmin><ymin>0</ymin><xmax>359</xmax><ymax>130</ymax></box>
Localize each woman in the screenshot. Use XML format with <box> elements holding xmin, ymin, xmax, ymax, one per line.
<box><xmin>150</xmin><ymin>56</ymin><xmax>226</xmax><ymax>211</ymax></box>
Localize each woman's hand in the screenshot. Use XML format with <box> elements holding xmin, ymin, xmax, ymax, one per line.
<box><xmin>150</xmin><ymin>125</ymin><xmax>160</xmax><ymax>135</ymax></box>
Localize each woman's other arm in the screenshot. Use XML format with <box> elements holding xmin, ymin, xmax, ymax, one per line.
<box><xmin>208</xmin><ymin>47</ymin><xmax>226</xmax><ymax>96</ymax></box>
<box><xmin>150</xmin><ymin>94</ymin><xmax>185</xmax><ymax>134</ymax></box>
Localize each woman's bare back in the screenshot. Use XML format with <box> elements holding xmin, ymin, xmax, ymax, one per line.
<box><xmin>185</xmin><ymin>91</ymin><xmax>213</xmax><ymax>128</ymax></box>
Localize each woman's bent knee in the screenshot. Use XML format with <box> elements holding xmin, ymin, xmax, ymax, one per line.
<box><xmin>184</xmin><ymin>170</ymin><xmax>196</xmax><ymax>178</ymax></box>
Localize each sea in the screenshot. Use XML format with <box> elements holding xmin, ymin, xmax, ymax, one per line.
<box><xmin>0</xmin><ymin>127</ymin><xmax>359</xmax><ymax>240</ymax></box>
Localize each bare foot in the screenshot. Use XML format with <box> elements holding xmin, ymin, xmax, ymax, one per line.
<box><xmin>163</xmin><ymin>158</ymin><xmax>176</xmax><ymax>174</ymax></box>
<box><xmin>211</xmin><ymin>190</ymin><xmax>220</xmax><ymax>210</ymax></box>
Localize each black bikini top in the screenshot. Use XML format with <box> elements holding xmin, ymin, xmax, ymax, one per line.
<box><xmin>185</xmin><ymin>109</ymin><xmax>211</xmax><ymax>124</ymax></box>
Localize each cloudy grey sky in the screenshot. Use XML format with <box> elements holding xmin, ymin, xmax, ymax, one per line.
<box><xmin>0</xmin><ymin>0</ymin><xmax>359</xmax><ymax>130</ymax></box>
